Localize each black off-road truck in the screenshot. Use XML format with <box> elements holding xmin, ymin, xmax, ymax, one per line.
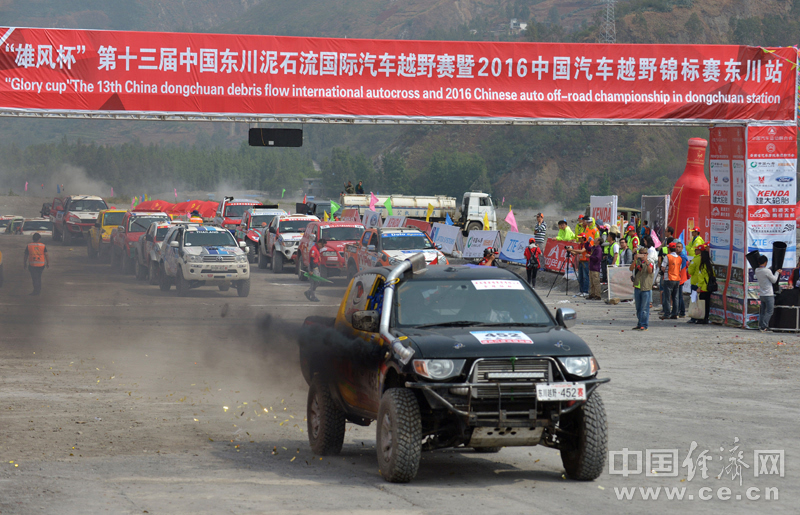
<box><xmin>299</xmin><ymin>255</ymin><xmax>609</xmax><ymax>483</ymax></box>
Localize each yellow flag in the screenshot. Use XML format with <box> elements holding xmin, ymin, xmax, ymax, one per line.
<box><xmin>426</xmin><ymin>203</ymin><xmax>434</xmax><ymax>222</ymax></box>
<box><xmin>323</xmin><ymin>211</ymin><xmax>329</xmax><ymax>221</ymax></box>
<box><xmin>483</xmin><ymin>212</ymin><xmax>490</xmax><ymax>230</ymax></box>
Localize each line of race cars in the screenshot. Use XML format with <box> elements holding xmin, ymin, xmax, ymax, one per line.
<box><xmin>41</xmin><ymin>194</ymin><xmax>448</xmax><ymax>297</ymax></box>
<box><xmin>9</xmin><ymin>194</ymin><xmax>610</xmax><ymax>485</ymax></box>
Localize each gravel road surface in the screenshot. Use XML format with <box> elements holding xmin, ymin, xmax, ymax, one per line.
<box><xmin>1</xmin><ymin>196</ymin><xmax>797</xmax><ymax>514</ymax></box>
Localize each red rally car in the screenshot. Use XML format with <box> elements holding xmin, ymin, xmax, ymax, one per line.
<box><xmin>297</xmin><ymin>221</ymin><xmax>365</xmax><ymax>279</ymax></box>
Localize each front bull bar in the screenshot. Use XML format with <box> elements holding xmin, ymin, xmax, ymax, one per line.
<box><xmin>405</xmin><ymin>377</ymin><xmax>610</xmax><ymax>427</ymax></box>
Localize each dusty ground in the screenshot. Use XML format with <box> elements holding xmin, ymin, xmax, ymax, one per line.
<box><xmin>0</xmin><ymin>195</ymin><xmax>798</xmax><ymax>514</ymax></box>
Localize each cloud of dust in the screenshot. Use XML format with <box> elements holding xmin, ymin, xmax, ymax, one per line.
<box><xmin>53</xmin><ymin>164</ymin><xmax>113</xmax><ymax>197</ymax></box>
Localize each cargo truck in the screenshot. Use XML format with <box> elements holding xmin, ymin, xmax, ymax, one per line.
<box><xmin>340</xmin><ymin>191</ymin><xmax>497</xmax><ymax>232</ymax></box>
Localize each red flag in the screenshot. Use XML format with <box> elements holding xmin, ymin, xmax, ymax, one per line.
<box><xmin>303</xmin><ymin>194</ymin><xmax>307</xmax><ymax>204</ymax></box>
<box><xmin>430</xmin><ymin>254</ymin><xmax>439</xmax><ymax>265</ymax></box>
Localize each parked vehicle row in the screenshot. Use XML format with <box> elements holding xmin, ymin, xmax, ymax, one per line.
<box><xmin>1</xmin><ymin>217</ymin><xmax>53</xmax><ymax>236</ymax></box>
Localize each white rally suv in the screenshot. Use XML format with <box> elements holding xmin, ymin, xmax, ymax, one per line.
<box><xmin>259</xmin><ymin>213</ymin><xmax>318</xmax><ymax>273</ymax></box>
<box><xmin>158</xmin><ymin>225</ymin><xmax>250</xmax><ymax>297</ymax></box>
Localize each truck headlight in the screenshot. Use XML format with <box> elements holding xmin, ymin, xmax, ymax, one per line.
<box><xmin>413</xmin><ymin>359</ymin><xmax>465</xmax><ymax>380</ymax></box>
<box><xmin>235</xmin><ymin>254</ymin><xmax>248</xmax><ymax>263</ymax></box>
<box><xmin>322</xmin><ymin>251</ymin><xmax>337</xmax><ymax>257</ymax></box>
<box><xmin>187</xmin><ymin>255</ymin><xmax>203</xmax><ymax>263</ymax></box>
<box><xmin>558</xmin><ymin>357</ymin><xmax>598</xmax><ymax>378</ymax></box>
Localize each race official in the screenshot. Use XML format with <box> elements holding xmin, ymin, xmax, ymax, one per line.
<box><xmin>304</xmin><ymin>237</ymin><xmax>325</xmax><ymax>302</ymax></box>
<box><xmin>556</xmin><ymin>220</ymin><xmax>575</xmax><ymax>241</ymax></box>
<box><xmin>687</xmin><ymin>227</ymin><xmax>705</xmax><ymax>258</ymax></box>
<box><xmin>23</xmin><ymin>233</ymin><xmax>49</xmax><ymax>295</ymax></box>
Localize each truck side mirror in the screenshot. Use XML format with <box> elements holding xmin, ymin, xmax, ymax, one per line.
<box><xmin>169</xmin><ymin>241</ymin><xmax>180</xmax><ymax>248</ymax></box>
<box><xmin>118</xmin><ymin>226</ymin><xmax>124</xmax><ymax>231</ymax></box>
<box><xmin>556</xmin><ymin>308</ymin><xmax>577</xmax><ymax>328</ymax></box>
<box><xmin>352</xmin><ymin>310</ymin><xmax>380</xmax><ymax>333</ymax></box>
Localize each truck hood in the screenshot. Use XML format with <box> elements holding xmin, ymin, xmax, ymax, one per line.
<box><xmin>184</xmin><ymin>245</ymin><xmax>245</xmax><ymax>257</ymax></box>
<box><xmin>246</xmin><ymin>229</ymin><xmax>263</xmax><ymax>242</ymax></box>
<box><xmin>278</xmin><ymin>232</ymin><xmax>303</xmax><ymax>242</ymax></box>
<box><xmin>384</xmin><ymin>249</ymin><xmax>445</xmax><ymax>263</ymax></box>
<box><xmin>72</xmin><ymin>211</ymin><xmax>100</xmax><ymax>222</ymax></box>
<box><xmin>396</xmin><ymin>326</ymin><xmax>593</xmax><ymax>359</ymax></box>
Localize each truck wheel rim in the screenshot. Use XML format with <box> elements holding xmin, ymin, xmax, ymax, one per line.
<box><xmin>380</xmin><ymin>413</ymin><xmax>393</xmax><ymax>462</ymax></box>
<box><xmin>310</xmin><ymin>396</ymin><xmax>321</xmax><ymax>439</ymax></box>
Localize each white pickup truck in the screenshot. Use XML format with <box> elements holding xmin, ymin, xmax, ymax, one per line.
<box><xmin>158</xmin><ymin>225</ymin><xmax>250</xmax><ymax>297</ymax></box>
<box><xmin>258</xmin><ymin>214</ymin><xmax>319</xmax><ymax>273</ymax></box>
<box><xmin>341</xmin><ymin>191</ymin><xmax>497</xmax><ymax>231</ymax></box>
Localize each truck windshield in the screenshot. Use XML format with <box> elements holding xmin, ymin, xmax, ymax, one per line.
<box><xmin>184</xmin><ymin>231</ymin><xmax>237</xmax><ymax>247</ymax></box>
<box><xmin>129</xmin><ymin>216</ymin><xmax>168</xmax><ymax>232</ymax></box>
<box><xmin>224</xmin><ymin>204</ymin><xmax>252</xmax><ymax>218</ymax></box>
<box><xmin>381</xmin><ymin>233</ymin><xmax>433</xmax><ymax>251</ymax></box>
<box><xmin>23</xmin><ymin>220</ymin><xmax>53</xmax><ymax>231</ymax></box>
<box><xmin>252</xmin><ymin>214</ymin><xmax>280</xmax><ymax>227</ymax></box>
<box><xmin>69</xmin><ymin>199</ymin><xmax>108</xmax><ymax>212</ymax></box>
<box><xmin>103</xmin><ymin>212</ymin><xmax>125</xmax><ymax>226</ymax></box>
<box><xmin>279</xmin><ymin>219</ymin><xmax>313</xmax><ymax>233</ymax></box>
<box><xmin>321</xmin><ymin>226</ymin><xmax>364</xmax><ymax>241</ymax></box>
<box><xmin>155</xmin><ymin>227</ymin><xmax>170</xmax><ymax>241</ymax></box>
<box><xmin>395</xmin><ymin>278</ymin><xmax>552</xmax><ymax>327</ymax></box>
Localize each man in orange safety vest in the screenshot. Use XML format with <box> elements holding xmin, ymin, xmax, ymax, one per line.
<box><xmin>23</xmin><ymin>232</ymin><xmax>49</xmax><ymax>295</ymax></box>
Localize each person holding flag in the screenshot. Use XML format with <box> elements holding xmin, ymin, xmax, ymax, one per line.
<box><xmin>304</xmin><ymin>237</ymin><xmax>326</xmax><ymax>302</ymax></box>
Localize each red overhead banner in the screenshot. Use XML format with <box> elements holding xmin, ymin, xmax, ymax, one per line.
<box><xmin>0</xmin><ymin>27</ymin><xmax>796</xmax><ymax>123</ymax></box>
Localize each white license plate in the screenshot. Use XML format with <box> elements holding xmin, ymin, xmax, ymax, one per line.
<box><xmin>212</xmin><ymin>265</ymin><xmax>227</xmax><ymax>270</ymax></box>
<box><xmin>536</xmin><ymin>383</ymin><xmax>587</xmax><ymax>401</ymax></box>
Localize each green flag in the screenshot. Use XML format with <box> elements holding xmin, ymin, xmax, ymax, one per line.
<box><xmin>281</xmin><ymin>188</ymin><xmax>286</xmax><ymax>198</ymax></box>
<box><xmin>330</xmin><ymin>200</ymin><xmax>341</xmax><ymax>213</ymax></box>
<box><xmin>384</xmin><ymin>198</ymin><xmax>393</xmax><ymax>216</ymax></box>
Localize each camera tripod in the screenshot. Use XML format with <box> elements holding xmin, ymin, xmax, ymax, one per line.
<box><xmin>547</xmin><ymin>251</ymin><xmax>575</xmax><ymax>298</ymax></box>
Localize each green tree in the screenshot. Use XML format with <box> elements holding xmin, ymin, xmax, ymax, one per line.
<box><xmin>381</xmin><ymin>151</ymin><xmax>410</xmax><ymax>194</ymax></box>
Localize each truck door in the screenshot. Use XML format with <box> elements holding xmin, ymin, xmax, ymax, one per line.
<box><xmin>164</xmin><ymin>228</ymin><xmax>181</xmax><ymax>275</ymax></box>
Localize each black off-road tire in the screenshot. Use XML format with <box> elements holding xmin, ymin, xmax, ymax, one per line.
<box><xmin>306</xmin><ymin>378</ymin><xmax>345</xmax><ymax>456</ymax></box>
<box><xmin>176</xmin><ymin>268</ymin><xmax>190</xmax><ymax>297</ymax></box>
<box><xmin>87</xmin><ymin>239</ymin><xmax>97</xmax><ymax>260</ymax></box>
<box><xmin>347</xmin><ymin>261</ymin><xmax>358</xmax><ymax>281</ymax></box>
<box><xmin>110</xmin><ymin>247</ymin><xmax>120</xmax><ymax>271</ymax></box>
<box><xmin>52</xmin><ymin>227</ymin><xmax>61</xmax><ymax>242</ymax></box>
<box><xmin>258</xmin><ymin>249</ymin><xmax>268</xmax><ymax>269</ymax></box>
<box><xmin>158</xmin><ymin>264</ymin><xmax>172</xmax><ymax>291</ymax></box>
<box><xmin>122</xmin><ymin>250</ymin><xmax>134</xmax><ymax>275</ymax></box>
<box><xmin>377</xmin><ymin>388</ymin><xmax>422</xmax><ymax>483</ymax></box>
<box><xmin>62</xmin><ymin>228</ymin><xmax>73</xmax><ymax>246</ymax></box>
<box><xmin>473</xmin><ymin>446</ymin><xmax>502</xmax><ymax>453</ymax></box>
<box><xmin>559</xmin><ymin>393</ymin><xmax>608</xmax><ymax>481</ymax></box>
<box><xmin>148</xmin><ymin>261</ymin><xmax>159</xmax><ymax>285</ymax></box>
<box><xmin>236</xmin><ymin>278</ymin><xmax>250</xmax><ymax>297</ymax></box>
<box><xmin>135</xmin><ymin>260</ymin><xmax>148</xmax><ymax>281</ymax></box>
<box><xmin>248</xmin><ymin>244</ymin><xmax>258</xmax><ymax>263</ymax></box>
<box><xmin>272</xmin><ymin>251</ymin><xmax>283</xmax><ymax>273</ymax></box>
<box><xmin>466</xmin><ymin>222</ymin><xmax>482</xmax><ymax>233</ymax></box>
<box><xmin>297</xmin><ymin>259</ymin><xmax>308</xmax><ymax>282</ymax></box>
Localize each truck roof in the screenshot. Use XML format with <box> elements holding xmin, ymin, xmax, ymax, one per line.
<box><xmin>249</xmin><ymin>208</ymin><xmax>286</xmax><ymax>215</ymax></box>
<box><xmin>376</xmin><ymin>227</ymin><xmax>424</xmax><ymax>235</ymax></box>
<box><xmin>67</xmin><ymin>195</ymin><xmax>104</xmax><ymax>201</ymax></box>
<box><xmin>358</xmin><ymin>264</ymin><xmax>516</xmax><ymax>281</ymax></box>
<box><xmin>184</xmin><ymin>225</ymin><xmax>227</xmax><ymax>233</ymax></box>
<box><xmin>227</xmin><ymin>199</ymin><xmax>259</xmax><ymax>205</ymax></box>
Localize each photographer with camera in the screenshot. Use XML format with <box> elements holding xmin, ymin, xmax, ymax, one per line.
<box><xmin>630</xmin><ymin>246</ymin><xmax>655</xmax><ymax>331</ymax></box>
<box><xmin>567</xmin><ymin>234</ymin><xmax>590</xmax><ymax>297</ymax></box>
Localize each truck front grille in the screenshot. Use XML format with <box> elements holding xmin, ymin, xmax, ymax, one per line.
<box><xmin>471</xmin><ymin>358</ymin><xmax>551</xmax><ymax>398</ymax></box>
<box><xmin>202</xmin><ymin>255</ymin><xmax>235</xmax><ymax>263</ymax></box>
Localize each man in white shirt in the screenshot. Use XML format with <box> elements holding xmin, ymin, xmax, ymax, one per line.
<box><xmin>755</xmin><ymin>255</ymin><xmax>779</xmax><ymax>332</ymax></box>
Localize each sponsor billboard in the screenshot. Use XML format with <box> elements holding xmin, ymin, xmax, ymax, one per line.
<box><xmin>498</xmin><ymin>231</ymin><xmax>536</xmax><ymax>264</ymax></box>
<box><xmin>0</xmin><ymin>27</ymin><xmax>796</xmax><ymax>123</ymax></box>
